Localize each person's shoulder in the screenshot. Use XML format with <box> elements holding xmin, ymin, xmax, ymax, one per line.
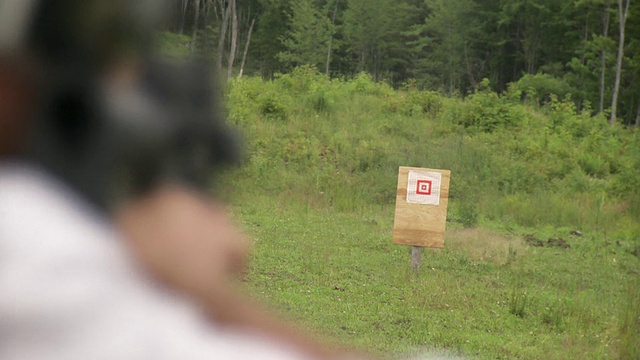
<box><xmin>0</xmin><ymin>161</ymin><xmax>119</xmax><ymax>259</ymax></box>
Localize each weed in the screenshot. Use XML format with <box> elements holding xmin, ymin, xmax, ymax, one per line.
<box><xmin>541</xmin><ymin>297</ymin><xmax>567</xmax><ymax>331</ymax></box>
<box><xmin>505</xmin><ymin>244</ymin><xmax>518</xmax><ymax>266</ymax></box>
<box><xmin>508</xmin><ymin>289</ymin><xmax>528</xmax><ymax>318</ymax></box>
<box><xmin>457</xmin><ymin>201</ymin><xmax>478</xmax><ymax>228</ymax></box>
<box><xmin>259</xmin><ymin>94</ymin><xmax>288</xmax><ymax>120</ymax></box>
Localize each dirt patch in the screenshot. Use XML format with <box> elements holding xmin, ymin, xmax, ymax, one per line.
<box><xmin>446</xmin><ymin>228</ymin><xmax>526</xmax><ymax>265</ymax></box>
<box><xmin>547</xmin><ymin>237</ymin><xmax>570</xmax><ymax>249</ymax></box>
<box><xmin>524</xmin><ymin>235</ymin><xmax>570</xmax><ymax>249</ymax></box>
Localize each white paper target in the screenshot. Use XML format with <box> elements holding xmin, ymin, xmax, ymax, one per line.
<box><xmin>406</xmin><ymin>170</ymin><xmax>441</xmax><ymax>205</ymax></box>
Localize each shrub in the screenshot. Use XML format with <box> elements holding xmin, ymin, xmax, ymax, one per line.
<box><xmin>508</xmin><ymin>73</ymin><xmax>576</xmax><ymax>104</ymax></box>
<box><xmin>307</xmin><ymin>81</ymin><xmax>333</xmax><ymax>114</ymax></box>
<box><xmin>348</xmin><ymin>72</ymin><xmax>392</xmax><ymax>96</ymax></box>
<box><xmin>458</xmin><ymin>201</ymin><xmax>479</xmax><ymax>228</ymax></box>
<box><xmin>258</xmin><ymin>93</ymin><xmax>289</xmax><ymax>121</ymax></box>
<box><xmin>226</xmin><ymin>77</ymin><xmax>265</xmax><ymax>124</ymax></box>
<box><xmin>280</xmin><ymin>132</ymin><xmax>321</xmax><ymax>169</ymax></box>
<box><xmin>276</xmin><ymin>65</ymin><xmax>329</xmax><ymax>93</ymax></box>
<box><xmin>456</xmin><ymin>80</ymin><xmax>525</xmax><ymax>132</ymax></box>
<box><xmin>578</xmin><ymin>152</ymin><xmax>609</xmax><ymax>178</ymax></box>
<box><xmin>386</xmin><ymin>89</ymin><xmax>443</xmax><ymax>116</ymax></box>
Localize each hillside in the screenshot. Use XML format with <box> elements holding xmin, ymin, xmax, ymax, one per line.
<box><xmin>219</xmin><ymin>67</ymin><xmax>639</xmax><ymax>359</ymax></box>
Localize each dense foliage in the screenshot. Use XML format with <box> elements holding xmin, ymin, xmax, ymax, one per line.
<box><xmin>172</xmin><ymin>0</ymin><xmax>640</xmax><ymax>125</ymax></box>
<box><xmin>222</xmin><ymin>67</ymin><xmax>639</xmax><ymax>241</ymax></box>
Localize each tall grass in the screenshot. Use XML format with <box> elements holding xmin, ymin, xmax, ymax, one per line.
<box><xmin>618</xmin><ymin>282</ymin><xmax>640</xmax><ymax>359</ymax></box>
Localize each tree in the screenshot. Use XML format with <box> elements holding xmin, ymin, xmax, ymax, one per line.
<box><xmin>189</xmin><ymin>0</ymin><xmax>202</xmax><ymax>52</ymax></box>
<box><xmin>226</xmin><ymin>0</ymin><xmax>238</xmax><ymax>82</ymax></box>
<box><xmin>278</xmin><ymin>0</ymin><xmax>334</xmax><ymax>70</ymax></box>
<box><xmin>250</xmin><ymin>0</ymin><xmax>292</xmax><ymax>78</ymax></box>
<box><xmin>238</xmin><ymin>17</ymin><xmax>256</xmax><ymax>78</ymax></box>
<box><xmin>325</xmin><ymin>0</ymin><xmax>340</xmax><ymax>75</ymax></box>
<box><xmin>161</xmin><ymin>0</ymin><xmax>640</xmax><ymax>125</ymax></box>
<box><xmin>564</xmin><ymin>0</ymin><xmax>614</xmax><ymax>112</ymax></box>
<box><xmin>214</xmin><ymin>2</ymin><xmax>230</xmax><ymax>75</ymax></box>
<box><xmin>342</xmin><ymin>0</ymin><xmax>415</xmax><ymax>82</ymax></box>
<box><xmin>600</xmin><ymin>0</ymin><xmax>612</xmax><ymax>113</ymax></box>
<box><xmin>413</xmin><ymin>0</ymin><xmax>486</xmax><ymax>93</ymax></box>
<box><xmin>610</xmin><ymin>0</ymin><xmax>631</xmax><ymax>124</ymax></box>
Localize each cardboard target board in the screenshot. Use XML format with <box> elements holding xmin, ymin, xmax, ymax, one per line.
<box><xmin>392</xmin><ymin>166</ymin><xmax>451</xmax><ymax>248</ymax></box>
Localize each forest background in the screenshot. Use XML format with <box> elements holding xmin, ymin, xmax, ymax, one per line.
<box><xmin>158</xmin><ymin>0</ymin><xmax>639</xmax><ymax>359</ymax></box>
<box><xmin>164</xmin><ymin>0</ymin><xmax>640</xmax><ymax>126</ymax></box>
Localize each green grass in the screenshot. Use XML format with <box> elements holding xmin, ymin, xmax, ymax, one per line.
<box><xmin>216</xmin><ymin>68</ymin><xmax>640</xmax><ymax>359</ymax></box>
<box><xmin>228</xmin><ymin>194</ymin><xmax>638</xmax><ymax>359</ymax></box>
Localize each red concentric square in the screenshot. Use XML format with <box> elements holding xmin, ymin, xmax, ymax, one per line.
<box><xmin>416</xmin><ymin>180</ymin><xmax>432</xmax><ymax>195</ymax></box>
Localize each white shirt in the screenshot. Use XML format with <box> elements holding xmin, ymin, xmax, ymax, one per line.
<box><xmin>0</xmin><ymin>163</ymin><xmax>310</xmax><ymax>360</ymax></box>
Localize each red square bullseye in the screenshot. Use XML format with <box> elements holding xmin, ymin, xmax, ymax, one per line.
<box><xmin>416</xmin><ymin>180</ymin><xmax>432</xmax><ymax>195</ymax></box>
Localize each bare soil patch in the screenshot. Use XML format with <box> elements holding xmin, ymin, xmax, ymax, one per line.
<box><xmin>445</xmin><ymin>227</ymin><xmax>526</xmax><ymax>265</ymax></box>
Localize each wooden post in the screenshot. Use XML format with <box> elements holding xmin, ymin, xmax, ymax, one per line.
<box><xmin>411</xmin><ymin>246</ymin><xmax>423</xmax><ymax>273</ymax></box>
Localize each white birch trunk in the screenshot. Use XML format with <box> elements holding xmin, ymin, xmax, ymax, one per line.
<box><xmin>189</xmin><ymin>0</ymin><xmax>201</xmax><ymax>52</ymax></box>
<box><xmin>325</xmin><ymin>0</ymin><xmax>339</xmax><ymax>76</ymax></box>
<box><xmin>216</xmin><ymin>0</ymin><xmax>232</xmax><ymax>76</ymax></box>
<box><xmin>238</xmin><ymin>17</ymin><xmax>256</xmax><ymax>79</ymax></box>
<box><xmin>226</xmin><ymin>0</ymin><xmax>238</xmax><ymax>83</ymax></box>
<box><xmin>599</xmin><ymin>0</ymin><xmax>610</xmax><ymax>113</ymax></box>
<box><xmin>610</xmin><ymin>0</ymin><xmax>630</xmax><ymax>125</ymax></box>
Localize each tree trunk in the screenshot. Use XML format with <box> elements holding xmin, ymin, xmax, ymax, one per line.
<box><xmin>513</xmin><ymin>23</ymin><xmax>523</xmax><ymax>80</ymax></box>
<box><xmin>216</xmin><ymin>0</ymin><xmax>232</xmax><ymax>76</ymax></box>
<box><xmin>238</xmin><ymin>17</ymin><xmax>256</xmax><ymax>79</ymax></box>
<box><xmin>448</xmin><ymin>24</ymin><xmax>454</xmax><ymax>94</ymax></box>
<box><xmin>580</xmin><ymin>14</ymin><xmax>589</xmax><ymax>65</ymax></box>
<box><xmin>189</xmin><ymin>0</ymin><xmax>201</xmax><ymax>53</ymax></box>
<box><xmin>373</xmin><ymin>48</ymin><xmax>381</xmax><ymax>82</ymax></box>
<box><xmin>599</xmin><ymin>0</ymin><xmax>611</xmax><ymax>113</ymax></box>
<box><xmin>610</xmin><ymin>0</ymin><xmax>630</xmax><ymax>125</ymax></box>
<box><xmin>464</xmin><ymin>41</ymin><xmax>476</xmax><ymax>90</ymax></box>
<box><xmin>179</xmin><ymin>0</ymin><xmax>189</xmax><ymax>34</ymax></box>
<box><xmin>359</xmin><ymin>48</ymin><xmax>366</xmax><ymax>73</ymax></box>
<box><xmin>635</xmin><ymin>100</ymin><xmax>640</xmax><ymax>128</ymax></box>
<box><xmin>325</xmin><ymin>0</ymin><xmax>339</xmax><ymax>76</ymax></box>
<box><xmin>226</xmin><ymin>0</ymin><xmax>238</xmax><ymax>83</ymax></box>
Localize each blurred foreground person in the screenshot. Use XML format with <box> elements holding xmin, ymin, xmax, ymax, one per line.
<box><xmin>0</xmin><ymin>1</ymin><xmax>365</xmax><ymax>359</ymax></box>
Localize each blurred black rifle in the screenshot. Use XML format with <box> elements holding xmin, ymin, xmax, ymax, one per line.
<box><xmin>11</xmin><ymin>0</ymin><xmax>239</xmax><ymax>210</ymax></box>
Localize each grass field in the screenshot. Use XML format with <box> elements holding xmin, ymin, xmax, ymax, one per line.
<box><xmin>227</xmin><ymin>194</ymin><xmax>638</xmax><ymax>359</ymax></box>
<box><xmin>217</xmin><ymin>69</ymin><xmax>639</xmax><ymax>359</ymax></box>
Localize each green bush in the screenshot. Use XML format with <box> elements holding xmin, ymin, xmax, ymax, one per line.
<box><xmin>348</xmin><ymin>72</ymin><xmax>392</xmax><ymax>96</ymax></box>
<box><xmin>258</xmin><ymin>93</ymin><xmax>289</xmax><ymax>121</ymax></box>
<box><xmin>508</xmin><ymin>73</ymin><xmax>576</xmax><ymax>104</ymax></box>
<box><xmin>455</xmin><ymin>81</ymin><xmax>526</xmax><ymax>132</ymax></box>
<box><xmin>275</xmin><ymin>65</ymin><xmax>330</xmax><ymax>93</ymax></box>
<box><xmin>578</xmin><ymin>152</ymin><xmax>609</xmax><ymax>178</ymax></box>
<box><xmin>457</xmin><ymin>201</ymin><xmax>479</xmax><ymax>228</ymax></box>
<box><xmin>385</xmin><ymin>88</ymin><xmax>443</xmax><ymax>116</ymax></box>
<box><xmin>307</xmin><ymin>81</ymin><xmax>333</xmax><ymax>114</ymax></box>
